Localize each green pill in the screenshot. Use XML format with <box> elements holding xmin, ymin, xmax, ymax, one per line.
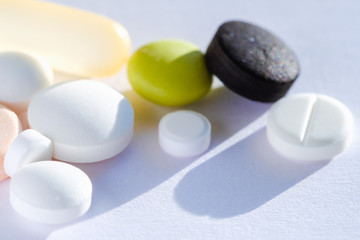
<box><xmin>128</xmin><ymin>39</ymin><xmax>212</xmax><ymax>106</ymax></box>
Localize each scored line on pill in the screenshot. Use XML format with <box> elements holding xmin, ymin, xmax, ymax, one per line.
<box><xmin>300</xmin><ymin>95</ymin><xmax>317</xmax><ymax>144</ymax></box>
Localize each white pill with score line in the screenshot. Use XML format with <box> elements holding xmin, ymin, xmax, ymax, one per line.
<box><xmin>267</xmin><ymin>93</ymin><xmax>353</xmax><ymax>161</ymax></box>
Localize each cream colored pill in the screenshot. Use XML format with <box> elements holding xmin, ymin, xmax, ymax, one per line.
<box><xmin>0</xmin><ymin>0</ymin><xmax>130</xmax><ymax>77</ymax></box>
<box><xmin>10</xmin><ymin>161</ymin><xmax>92</xmax><ymax>224</ymax></box>
<box><xmin>28</xmin><ymin>80</ymin><xmax>134</xmax><ymax>163</ymax></box>
<box><xmin>267</xmin><ymin>93</ymin><xmax>353</xmax><ymax>161</ymax></box>
<box><xmin>4</xmin><ymin>129</ymin><xmax>53</xmax><ymax>177</ymax></box>
<box><xmin>0</xmin><ymin>104</ymin><xmax>22</xmax><ymax>181</ymax></box>
<box><xmin>0</xmin><ymin>51</ymin><xmax>53</xmax><ymax>111</ymax></box>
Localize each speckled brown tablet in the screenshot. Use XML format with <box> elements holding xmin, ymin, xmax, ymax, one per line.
<box><xmin>205</xmin><ymin>21</ymin><xmax>300</xmax><ymax>102</ymax></box>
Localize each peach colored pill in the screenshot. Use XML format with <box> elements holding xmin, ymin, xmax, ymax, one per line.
<box><xmin>0</xmin><ymin>104</ymin><xmax>22</xmax><ymax>181</ymax></box>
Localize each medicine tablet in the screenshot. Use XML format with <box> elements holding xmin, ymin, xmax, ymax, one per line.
<box><xmin>0</xmin><ymin>0</ymin><xmax>130</xmax><ymax>77</ymax></box>
<box><xmin>28</xmin><ymin>80</ymin><xmax>134</xmax><ymax>163</ymax></box>
<box><xmin>10</xmin><ymin>161</ymin><xmax>92</xmax><ymax>224</ymax></box>
<box><xmin>159</xmin><ymin>110</ymin><xmax>211</xmax><ymax>157</ymax></box>
<box><xmin>128</xmin><ymin>39</ymin><xmax>212</xmax><ymax>106</ymax></box>
<box><xmin>206</xmin><ymin>21</ymin><xmax>300</xmax><ymax>102</ymax></box>
<box><xmin>267</xmin><ymin>93</ymin><xmax>353</xmax><ymax>161</ymax></box>
<box><xmin>4</xmin><ymin>129</ymin><xmax>53</xmax><ymax>177</ymax></box>
<box><xmin>0</xmin><ymin>105</ymin><xmax>22</xmax><ymax>181</ymax></box>
<box><xmin>0</xmin><ymin>52</ymin><xmax>53</xmax><ymax>111</ymax></box>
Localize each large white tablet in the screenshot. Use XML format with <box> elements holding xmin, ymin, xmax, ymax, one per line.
<box><xmin>28</xmin><ymin>80</ymin><xmax>134</xmax><ymax>163</ymax></box>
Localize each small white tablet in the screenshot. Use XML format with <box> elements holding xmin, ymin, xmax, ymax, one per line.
<box><xmin>159</xmin><ymin>110</ymin><xmax>211</xmax><ymax>158</ymax></box>
<box><xmin>4</xmin><ymin>129</ymin><xmax>53</xmax><ymax>177</ymax></box>
<box><xmin>267</xmin><ymin>93</ymin><xmax>353</xmax><ymax>161</ymax></box>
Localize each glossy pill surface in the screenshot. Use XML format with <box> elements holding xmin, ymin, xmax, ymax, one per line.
<box><xmin>267</xmin><ymin>93</ymin><xmax>353</xmax><ymax>161</ymax></box>
<box><xmin>0</xmin><ymin>0</ymin><xmax>130</xmax><ymax>77</ymax></box>
<box><xmin>28</xmin><ymin>80</ymin><xmax>134</xmax><ymax>163</ymax></box>
<box><xmin>0</xmin><ymin>105</ymin><xmax>22</xmax><ymax>181</ymax></box>
<box><xmin>0</xmin><ymin>52</ymin><xmax>53</xmax><ymax>111</ymax></box>
<box><xmin>10</xmin><ymin>161</ymin><xmax>92</xmax><ymax>224</ymax></box>
<box><xmin>128</xmin><ymin>39</ymin><xmax>212</xmax><ymax>106</ymax></box>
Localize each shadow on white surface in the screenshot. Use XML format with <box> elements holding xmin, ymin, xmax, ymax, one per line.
<box><xmin>79</xmin><ymin>86</ymin><xmax>272</xmax><ymax>220</ymax></box>
<box><xmin>174</xmin><ymin>127</ymin><xmax>329</xmax><ymax>218</ymax></box>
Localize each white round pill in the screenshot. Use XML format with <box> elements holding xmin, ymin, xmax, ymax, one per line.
<box><xmin>0</xmin><ymin>52</ymin><xmax>53</xmax><ymax>111</ymax></box>
<box><xmin>10</xmin><ymin>161</ymin><xmax>92</xmax><ymax>224</ymax></box>
<box><xmin>267</xmin><ymin>93</ymin><xmax>353</xmax><ymax>161</ymax></box>
<box><xmin>4</xmin><ymin>129</ymin><xmax>53</xmax><ymax>177</ymax></box>
<box><xmin>159</xmin><ymin>110</ymin><xmax>211</xmax><ymax>157</ymax></box>
<box><xmin>28</xmin><ymin>80</ymin><xmax>134</xmax><ymax>163</ymax></box>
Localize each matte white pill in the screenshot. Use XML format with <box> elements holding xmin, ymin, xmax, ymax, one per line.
<box><xmin>0</xmin><ymin>0</ymin><xmax>130</xmax><ymax>78</ymax></box>
<box><xmin>28</xmin><ymin>80</ymin><xmax>134</xmax><ymax>163</ymax></box>
<box><xmin>159</xmin><ymin>110</ymin><xmax>211</xmax><ymax>157</ymax></box>
<box><xmin>4</xmin><ymin>129</ymin><xmax>53</xmax><ymax>177</ymax></box>
<box><xmin>267</xmin><ymin>93</ymin><xmax>353</xmax><ymax>161</ymax></box>
<box><xmin>0</xmin><ymin>52</ymin><xmax>53</xmax><ymax>111</ymax></box>
<box><xmin>10</xmin><ymin>161</ymin><xmax>92</xmax><ymax>224</ymax></box>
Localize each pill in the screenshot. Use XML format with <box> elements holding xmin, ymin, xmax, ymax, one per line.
<box><xmin>10</xmin><ymin>161</ymin><xmax>92</xmax><ymax>224</ymax></box>
<box><xmin>0</xmin><ymin>51</ymin><xmax>53</xmax><ymax>111</ymax></box>
<box><xmin>4</xmin><ymin>129</ymin><xmax>53</xmax><ymax>177</ymax></box>
<box><xmin>0</xmin><ymin>104</ymin><xmax>22</xmax><ymax>181</ymax></box>
<box><xmin>28</xmin><ymin>80</ymin><xmax>134</xmax><ymax>163</ymax></box>
<box><xmin>159</xmin><ymin>110</ymin><xmax>211</xmax><ymax>157</ymax></box>
<box><xmin>267</xmin><ymin>93</ymin><xmax>353</xmax><ymax>161</ymax></box>
<box><xmin>205</xmin><ymin>21</ymin><xmax>300</xmax><ymax>102</ymax></box>
<box><xmin>0</xmin><ymin>0</ymin><xmax>130</xmax><ymax>78</ymax></box>
<box><xmin>128</xmin><ymin>39</ymin><xmax>212</xmax><ymax>106</ymax></box>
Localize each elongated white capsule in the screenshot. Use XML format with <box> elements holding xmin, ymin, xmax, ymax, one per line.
<box><xmin>0</xmin><ymin>0</ymin><xmax>131</xmax><ymax>77</ymax></box>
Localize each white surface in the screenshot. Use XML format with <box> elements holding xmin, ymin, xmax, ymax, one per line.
<box><xmin>159</xmin><ymin>110</ymin><xmax>211</xmax><ymax>157</ymax></box>
<box><xmin>0</xmin><ymin>0</ymin><xmax>359</xmax><ymax>239</ymax></box>
<box><xmin>0</xmin><ymin>51</ymin><xmax>53</xmax><ymax>111</ymax></box>
<box><xmin>28</xmin><ymin>80</ymin><xmax>134</xmax><ymax>163</ymax></box>
<box><xmin>267</xmin><ymin>93</ymin><xmax>353</xmax><ymax>161</ymax></box>
<box><xmin>10</xmin><ymin>161</ymin><xmax>92</xmax><ymax>224</ymax></box>
<box><xmin>4</xmin><ymin>129</ymin><xmax>53</xmax><ymax>177</ymax></box>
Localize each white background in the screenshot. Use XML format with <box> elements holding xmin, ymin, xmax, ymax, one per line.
<box><xmin>0</xmin><ymin>0</ymin><xmax>359</xmax><ymax>239</ymax></box>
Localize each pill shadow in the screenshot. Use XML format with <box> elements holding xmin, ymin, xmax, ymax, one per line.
<box><xmin>76</xmin><ymin>86</ymin><xmax>271</xmax><ymax>221</ymax></box>
<box><xmin>174</xmin><ymin>127</ymin><xmax>329</xmax><ymax>218</ymax></box>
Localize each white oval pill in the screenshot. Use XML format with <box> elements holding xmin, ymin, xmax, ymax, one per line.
<box><xmin>0</xmin><ymin>52</ymin><xmax>53</xmax><ymax>111</ymax></box>
<box><xmin>4</xmin><ymin>129</ymin><xmax>53</xmax><ymax>177</ymax></box>
<box><xmin>28</xmin><ymin>80</ymin><xmax>134</xmax><ymax>163</ymax></box>
<box><xmin>159</xmin><ymin>110</ymin><xmax>211</xmax><ymax>157</ymax></box>
<box><xmin>267</xmin><ymin>93</ymin><xmax>353</xmax><ymax>161</ymax></box>
<box><xmin>10</xmin><ymin>161</ymin><xmax>92</xmax><ymax>224</ymax></box>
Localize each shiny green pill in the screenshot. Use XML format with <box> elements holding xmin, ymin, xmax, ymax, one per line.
<box><xmin>128</xmin><ymin>39</ymin><xmax>212</xmax><ymax>106</ymax></box>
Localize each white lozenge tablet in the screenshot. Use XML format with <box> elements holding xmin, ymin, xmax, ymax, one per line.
<box><xmin>10</xmin><ymin>161</ymin><xmax>92</xmax><ymax>224</ymax></box>
<box><xmin>28</xmin><ymin>80</ymin><xmax>134</xmax><ymax>163</ymax></box>
<box><xmin>4</xmin><ymin>129</ymin><xmax>53</xmax><ymax>177</ymax></box>
<box><xmin>0</xmin><ymin>52</ymin><xmax>53</xmax><ymax>111</ymax></box>
<box><xmin>267</xmin><ymin>93</ymin><xmax>353</xmax><ymax>161</ymax></box>
<box><xmin>159</xmin><ymin>110</ymin><xmax>211</xmax><ymax>158</ymax></box>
